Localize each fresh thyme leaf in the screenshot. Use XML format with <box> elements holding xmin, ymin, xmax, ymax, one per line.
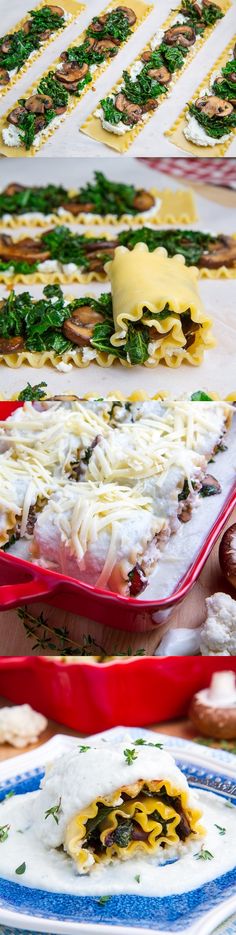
<box><xmin>134</xmin><ymin>739</ymin><xmax>163</xmax><ymax>749</ymax></box>
<box><xmin>78</xmin><ymin>745</ymin><xmax>90</xmax><ymax>753</ymax></box>
<box><xmin>17</xmin><ymin>606</ymin><xmax>107</xmax><ymax>656</ymax></box>
<box><xmin>4</xmin><ymin>791</ymin><xmax>15</xmax><ymax>800</ymax></box>
<box><xmin>194</xmin><ymin>847</ymin><xmax>214</xmax><ymax>861</ymax></box>
<box><xmin>135</xmin><ymin>874</ymin><xmax>141</xmax><ymax>883</ymax></box>
<box><xmin>0</xmin><ymin>824</ymin><xmax>10</xmax><ymax>842</ymax></box>
<box><xmin>97</xmin><ymin>895</ymin><xmax>111</xmax><ymax>905</ymax></box>
<box><xmin>191</xmin><ymin>392</ymin><xmax>213</xmax><ymax>401</ymax></box>
<box><xmin>45</xmin><ymin>798</ymin><xmax>61</xmax><ymax>824</ymax></box>
<box><xmin>123</xmin><ymin>748</ymin><xmax>138</xmax><ymax>765</ymax></box>
<box><xmin>15</xmin><ymin>861</ymin><xmax>26</xmax><ymax>874</ymax></box>
<box><xmin>214</xmin><ymin>824</ymin><xmax>226</xmax><ymax>835</ymax></box>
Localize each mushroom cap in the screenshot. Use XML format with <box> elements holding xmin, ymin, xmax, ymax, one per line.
<box><xmin>189</xmin><ymin>695</ymin><xmax>236</xmax><ymax>739</ymax></box>
<box><xmin>219</xmin><ymin>523</ymin><xmax>236</xmax><ymax>590</ymax></box>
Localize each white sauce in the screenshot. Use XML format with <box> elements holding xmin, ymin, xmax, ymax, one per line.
<box><xmin>0</xmin><ymin>789</ymin><xmax>234</xmax><ymax>897</ymax></box>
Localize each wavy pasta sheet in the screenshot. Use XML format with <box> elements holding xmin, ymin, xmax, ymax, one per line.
<box><xmin>166</xmin><ymin>38</ymin><xmax>236</xmax><ymax>156</ymax></box>
<box><xmin>0</xmin><ymin>0</ymin><xmax>83</xmax><ymax>99</ymax></box>
<box><xmin>0</xmin><ymin>188</ymin><xmax>197</xmax><ymax>229</ymax></box>
<box><xmin>81</xmin><ymin>0</ymin><xmax>230</xmax><ymax>153</ymax></box>
<box><xmin>34</xmin><ymin>742</ymin><xmax>204</xmax><ymax>873</ymax></box>
<box><xmin>0</xmin><ymin>0</ymin><xmax>152</xmax><ymax>158</ymax></box>
<box><xmin>105</xmin><ymin>244</ymin><xmax>215</xmax><ymax>366</ymax></box>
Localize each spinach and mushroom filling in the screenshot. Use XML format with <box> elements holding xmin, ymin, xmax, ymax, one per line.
<box><xmin>0</xmin><ymin>6</ymin><xmax>66</xmax><ymax>86</ymax></box>
<box><xmin>0</xmin><ymin>287</ymin><xmax>201</xmax><ymax>362</ymax></box>
<box><xmin>99</xmin><ymin>1</ymin><xmax>223</xmax><ymax>129</ymax></box>
<box><xmin>188</xmin><ymin>55</ymin><xmax>236</xmax><ymax>139</ymax></box>
<box><xmin>1</xmin><ymin>227</ymin><xmax>235</xmax><ymax>275</ymax></box>
<box><xmin>5</xmin><ymin>7</ymin><xmax>137</xmax><ymax>146</ymax></box>
<box><xmin>0</xmin><ymin>173</ymin><xmax>155</xmax><ymax>218</ymax></box>
<box><xmin>0</xmin><ymin>287</ymin><xmax>113</xmax><ymax>356</ymax></box>
<box><xmin>70</xmin><ymin>790</ymin><xmax>192</xmax><ymax>863</ymax></box>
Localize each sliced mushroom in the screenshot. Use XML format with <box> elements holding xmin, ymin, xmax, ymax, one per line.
<box><xmin>4</xmin><ymin>183</ymin><xmax>26</xmax><ymax>196</ymax></box>
<box><xmin>200</xmin><ymin>474</ymin><xmax>222</xmax><ymax>496</ymax></box>
<box><xmin>62</xmin><ymin>311</ymin><xmax>100</xmax><ymax>345</ymax></box>
<box><xmin>7</xmin><ymin>106</ymin><xmax>27</xmax><ymax>126</ymax></box>
<box><xmin>93</xmin><ymin>38</ymin><xmax>119</xmax><ymax>54</ymax></box>
<box><xmin>199</xmin><ymin>235</ymin><xmax>236</xmax><ymax>269</ymax></box>
<box><xmin>133</xmin><ymin>190</ymin><xmax>155</xmax><ymax>211</ymax></box>
<box><xmin>0</xmin><ymin>233</ymin><xmax>51</xmax><ymax>264</ymax></box>
<box><xmin>182</xmin><ymin>1</ymin><xmax>201</xmax><ymax>13</ymax></box>
<box><xmin>0</xmin><ymin>67</ymin><xmax>9</xmax><ymax>85</ymax></box>
<box><xmin>142</xmin><ymin>98</ymin><xmax>159</xmax><ymax>114</ymax></box>
<box><xmin>0</xmin><ymin>336</ymin><xmax>24</xmax><ymax>354</ymax></box>
<box><xmin>115</xmin><ymin>93</ymin><xmax>142</xmax><ymax>122</ymax></box>
<box><xmin>147</xmin><ymin>65</ymin><xmax>171</xmax><ymax>84</ymax></box>
<box><xmin>85</xmin><ymin>239</ymin><xmax>118</xmax><ymax>252</ymax></box>
<box><xmin>69</xmin><ymin>306</ymin><xmax>103</xmax><ymax>325</ymax></box>
<box><xmin>164</xmin><ymin>25</ymin><xmax>196</xmax><ymax>48</ymax></box>
<box><xmin>56</xmin><ymin>78</ymin><xmax>79</xmax><ymax>92</ymax></box>
<box><xmin>115</xmin><ymin>6</ymin><xmax>137</xmax><ymax>25</ymax></box>
<box><xmin>90</xmin><ymin>15</ymin><xmax>107</xmax><ymax>32</ymax></box>
<box><xmin>61</xmin><ymin>201</ymin><xmax>94</xmax><ymax>215</ymax></box>
<box><xmin>25</xmin><ymin>94</ymin><xmax>53</xmax><ymax>114</ymax></box>
<box><xmin>195</xmin><ymin>95</ymin><xmax>234</xmax><ymax>117</ymax></box>
<box><xmin>0</xmin><ymin>39</ymin><xmax>12</xmax><ymax>54</ymax></box>
<box><xmin>56</xmin><ymin>62</ymin><xmax>88</xmax><ymax>83</ymax></box>
<box><xmin>22</xmin><ymin>20</ymin><xmax>32</xmax><ymax>34</ymax></box>
<box><xmin>46</xmin><ymin>5</ymin><xmax>65</xmax><ymax>15</ymax></box>
<box><xmin>34</xmin><ymin>115</ymin><xmax>47</xmax><ymax>133</ymax></box>
<box><xmin>141</xmin><ymin>51</ymin><xmax>152</xmax><ymax>62</ymax></box>
<box><xmin>38</xmin><ymin>29</ymin><xmax>52</xmax><ymax>40</ymax></box>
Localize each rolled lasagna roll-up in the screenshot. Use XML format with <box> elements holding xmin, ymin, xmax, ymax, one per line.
<box><xmin>32</xmin><ymin>481</ymin><xmax>167</xmax><ymax>595</ymax></box>
<box><xmin>0</xmin><ymin>452</ymin><xmax>54</xmax><ymax>546</ymax></box>
<box><xmin>105</xmin><ymin>244</ymin><xmax>215</xmax><ymax>367</ymax></box>
<box><xmin>34</xmin><ymin>741</ymin><xmax>205</xmax><ymax>873</ymax></box>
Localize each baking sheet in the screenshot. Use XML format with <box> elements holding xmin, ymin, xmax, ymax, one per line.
<box><xmin>0</xmin><ymin>159</ymin><xmax>235</xmax><ymax>397</ymax></box>
<box><xmin>0</xmin><ymin>0</ymin><xmax>235</xmax><ymax>157</ymax></box>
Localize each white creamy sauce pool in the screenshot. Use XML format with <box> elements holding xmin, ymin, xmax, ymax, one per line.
<box><xmin>0</xmin><ymin>790</ymin><xmax>235</xmax><ymax>897</ymax></box>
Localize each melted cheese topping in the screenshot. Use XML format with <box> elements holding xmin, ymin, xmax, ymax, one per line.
<box><xmin>33</xmin><ymin>482</ymin><xmax>166</xmax><ymax>590</ymax></box>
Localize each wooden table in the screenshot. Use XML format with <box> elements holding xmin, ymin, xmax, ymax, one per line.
<box><xmin>0</xmin><ymin>178</ymin><xmax>235</xmax><ymax>657</ymax></box>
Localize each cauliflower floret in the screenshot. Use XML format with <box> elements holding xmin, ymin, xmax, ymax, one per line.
<box><xmin>200</xmin><ymin>592</ymin><xmax>236</xmax><ymax>656</ymax></box>
<box><xmin>0</xmin><ymin>704</ymin><xmax>47</xmax><ymax>747</ymax></box>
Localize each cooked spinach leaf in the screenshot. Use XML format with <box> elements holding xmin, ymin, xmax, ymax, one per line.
<box><xmin>189</xmin><ymin>102</ymin><xmax>236</xmax><ymax>139</ymax></box>
<box><xmin>18</xmin><ymin>381</ymin><xmax>47</xmax><ymax>400</ymax></box>
<box><xmin>88</xmin><ymin>10</ymin><xmax>131</xmax><ymax>42</ymax></box>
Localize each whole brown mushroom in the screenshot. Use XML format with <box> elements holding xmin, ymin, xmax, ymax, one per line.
<box><xmin>219</xmin><ymin>523</ymin><xmax>236</xmax><ymax>590</ymax></box>
<box><xmin>189</xmin><ymin>671</ymin><xmax>236</xmax><ymax>740</ymax></box>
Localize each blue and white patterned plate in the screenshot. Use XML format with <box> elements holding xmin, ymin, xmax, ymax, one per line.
<box><xmin>0</xmin><ymin>727</ymin><xmax>236</xmax><ymax>935</ymax></box>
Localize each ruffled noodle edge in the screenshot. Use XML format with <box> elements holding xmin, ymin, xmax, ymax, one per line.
<box><xmin>166</xmin><ymin>35</ymin><xmax>236</xmax><ymax>156</ymax></box>
<box><xmin>81</xmin><ymin>0</ymin><xmax>231</xmax><ymax>153</ymax></box>
<box><xmin>0</xmin><ymin>189</ymin><xmax>198</xmax><ymax>229</ymax></box>
<box><xmin>0</xmin><ymin>0</ymin><xmax>153</xmax><ymax>157</ymax></box>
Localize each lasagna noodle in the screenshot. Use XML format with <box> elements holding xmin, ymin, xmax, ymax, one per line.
<box><xmin>0</xmin><ymin>188</ymin><xmax>198</xmax><ymax>229</ymax></box>
<box><xmin>106</xmin><ymin>244</ymin><xmax>215</xmax><ymax>365</ymax></box>
<box><xmin>0</xmin><ymin>453</ymin><xmax>53</xmax><ymax>545</ymax></box>
<box><xmin>0</xmin><ymin>0</ymin><xmax>84</xmax><ymax>99</ymax></box>
<box><xmin>0</xmin><ymin>0</ymin><xmax>152</xmax><ymax>158</ymax></box>
<box><xmin>81</xmin><ymin>0</ymin><xmax>230</xmax><ymax>153</ymax></box>
<box><xmin>166</xmin><ymin>38</ymin><xmax>236</xmax><ymax>157</ymax></box>
<box><xmin>1</xmin><ymin>229</ymin><xmax>236</xmax><ymax>284</ymax></box>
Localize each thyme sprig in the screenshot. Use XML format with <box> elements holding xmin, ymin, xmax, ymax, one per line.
<box><xmin>17</xmin><ymin>606</ymin><xmax>145</xmax><ymax>657</ymax></box>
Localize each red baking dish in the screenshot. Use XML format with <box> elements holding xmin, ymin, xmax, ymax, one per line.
<box><xmin>0</xmin><ymin>656</ymin><xmax>236</xmax><ymax>733</ymax></box>
<box><xmin>0</xmin><ymin>402</ymin><xmax>235</xmax><ymax>633</ymax></box>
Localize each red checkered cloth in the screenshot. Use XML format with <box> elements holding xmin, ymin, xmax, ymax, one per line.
<box><xmin>141</xmin><ymin>158</ymin><xmax>236</xmax><ymax>188</ymax></box>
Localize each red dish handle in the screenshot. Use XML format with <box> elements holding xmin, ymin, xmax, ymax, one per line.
<box><xmin>0</xmin><ymin>577</ymin><xmax>55</xmax><ymax>610</ymax></box>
